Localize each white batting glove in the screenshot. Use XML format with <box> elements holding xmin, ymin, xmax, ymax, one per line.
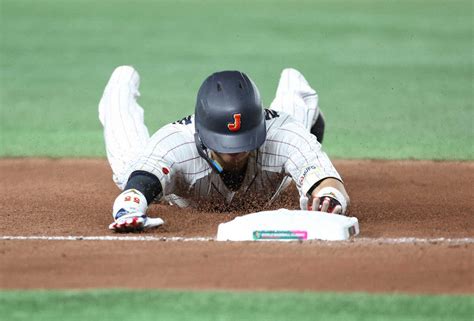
<box><xmin>300</xmin><ymin>187</ymin><xmax>348</xmax><ymax>215</ymax></box>
<box><xmin>109</xmin><ymin>189</ymin><xmax>164</xmax><ymax>232</ymax></box>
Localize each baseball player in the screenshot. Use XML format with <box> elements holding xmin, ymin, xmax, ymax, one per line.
<box><xmin>99</xmin><ymin>66</ymin><xmax>350</xmax><ymax>232</ymax></box>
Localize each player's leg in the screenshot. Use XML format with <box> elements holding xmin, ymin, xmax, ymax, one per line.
<box><xmin>269</xmin><ymin>68</ymin><xmax>324</xmax><ymax>143</ymax></box>
<box><xmin>98</xmin><ymin>66</ymin><xmax>150</xmax><ymax>189</ymax></box>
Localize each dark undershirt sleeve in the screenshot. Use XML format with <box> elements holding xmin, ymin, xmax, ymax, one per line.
<box><xmin>310</xmin><ymin>111</ymin><xmax>325</xmax><ymax>144</ymax></box>
<box><xmin>124</xmin><ymin>170</ymin><xmax>163</xmax><ymax>204</ymax></box>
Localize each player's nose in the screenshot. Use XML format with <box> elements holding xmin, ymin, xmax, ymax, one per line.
<box><xmin>226</xmin><ymin>152</ymin><xmax>247</xmax><ymax>159</ymax></box>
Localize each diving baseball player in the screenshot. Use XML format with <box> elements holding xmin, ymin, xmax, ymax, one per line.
<box><xmin>99</xmin><ymin>66</ymin><xmax>350</xmax><ymax>232</ymax></box>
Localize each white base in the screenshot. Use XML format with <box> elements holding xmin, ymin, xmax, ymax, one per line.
<box><xmin>216</xmin><ymin>209</ymin><xmax>359</xmax><ymax>241</ymax></box>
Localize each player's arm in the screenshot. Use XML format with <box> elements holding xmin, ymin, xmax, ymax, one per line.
<box><xmin>108</xmin><ymin>123</ymin><xmax>189</xmax><ymax>232</ymax></box>
<box><xmin>274</xmin><ymin>116</ymin><xmax>350</xmax><ymax>214</ymax></box>
<box><xmin>109</xmin><ymin>171</ymin><xmax>165</xmax><ymax>232</ymax></box>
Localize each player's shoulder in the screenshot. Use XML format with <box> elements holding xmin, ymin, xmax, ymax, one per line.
<box><xmin>151</xmin><ymin>114</ymin><xmax>196</xmax><ymax>140</ymax></box>
<box><xmin>172</xmin><ymin>114</ymin><xmax>195</xmax><ymax>128</ymax></box>
<box><xmin>264</xmin><ymin>108</ymin><xmax>306</xmax><ymax>135</ymax></box>
<box><xmin>263</xmin><ymin>108</ymin><xmax>316</xmax><ymax>149</ymax></box>
<box><xmin>146</xmin><ymin>114</ymin><xmax>197</xmax><ymax>157</ymax></box>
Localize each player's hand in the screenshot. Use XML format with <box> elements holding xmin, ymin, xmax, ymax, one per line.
<box><xmin>299</xmin><ymin>195</ymin><xmax>343</xmax><ymax>214</ymax></box>
<box><xmin>109</xmin><ymin>210</ymin><xmax>164</xmax><ymax>233</ymax></box>
<box><xmin>109</xmin><ymin>189</ymin><xmax>164</xmax><ymax>233</ymax></box>
<box><xmin>299</xmin><ymin>187</ymin><xmax>348</xmax><ymax>214</ymax></box>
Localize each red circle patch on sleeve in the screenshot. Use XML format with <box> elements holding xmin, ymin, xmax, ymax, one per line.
<box><xmin>162</xmin><ymin>167</ymin><xmax>170</xmax><ymax>175</ymax></box>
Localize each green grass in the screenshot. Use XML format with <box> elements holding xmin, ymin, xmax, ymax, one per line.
<box><xmin>1</xmin><ymin>2</ymin><xmax>472</xmax><ymax>317</ymax></box>
<box><xmin>1</xmin><ymin>290</ymin><xmax>473</xmax><ymax>321</ymax></box>
<box><xmin>1</xmin><ymin>0</ymin><xmax>472</xmax><ymax>159</ymax></box>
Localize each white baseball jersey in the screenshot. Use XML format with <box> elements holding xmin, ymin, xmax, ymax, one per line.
<box><xmin>99</xmin><ymin>66</ymin><xmax>342</xmax><ymax>209</ymax></box>
<box><xmin>127</xmin><ymin>110</ymin><xmax>340</xmax><ymax>208</ymax></box>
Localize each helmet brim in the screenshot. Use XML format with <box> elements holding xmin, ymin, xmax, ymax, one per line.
<box><xmin>198</xmin><ymin>120</ymin><xmax>266</xmax><ymax>153</ymax></box>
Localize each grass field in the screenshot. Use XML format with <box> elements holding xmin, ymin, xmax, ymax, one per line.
<box><xmin>0</xmin><ymin>0</ymin><xmax>473</xmax><ymax>320</ymax></box>
<box><xmin>1</xmin><ymin>0</ymin><xmax>473</xmax><ymax>159</ymax></box>
<box><xmin>2</xmin><ymin>290</ymin><xmax>473</xmax><ymax>321</ymax></box>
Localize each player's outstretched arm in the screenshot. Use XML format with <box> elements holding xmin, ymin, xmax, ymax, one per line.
<box><xmin>300</xmin><ymin>178</ymin><xmax>350</xmax><ymax>214</ymax></box>
<box><xmin>109</xmin><ymin>171</ymin><xmax>164</xmax><ymax>232</ymax></box>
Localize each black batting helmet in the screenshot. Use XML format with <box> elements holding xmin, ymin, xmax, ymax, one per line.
<box><xmin>194</xmin><ymin>71</ymin><xmax>266</xmax><ymax>153</ymax></box>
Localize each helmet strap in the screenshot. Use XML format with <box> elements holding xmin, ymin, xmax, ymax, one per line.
<box><xmin>194</xmin><ymin>133</ymin><xmax>223</xmax><ymax>173</ymax></box>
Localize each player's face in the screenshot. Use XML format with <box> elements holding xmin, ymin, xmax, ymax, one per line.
<box><xmin>211</xmin><ymin>151</ymin><xmax>251</xmax><ymax>171</ymax></box>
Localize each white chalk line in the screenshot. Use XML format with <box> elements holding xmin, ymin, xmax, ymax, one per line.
<box><xmin>0</xmin><ymin>235</ymin><xmax>213</xmax><ymax>242</ymax></box>
<box><xmin>1</xmin><ymin>235</ymin><xmax>474</xmax><ymax>244</ymax></box>
<box><xmin>353</xmin><ymin>237</ymin><xmax>474</xmax><ymax>245</ymax></box>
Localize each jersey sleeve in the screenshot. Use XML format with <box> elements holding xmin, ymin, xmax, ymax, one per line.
<box><xmin>264</xmin><ymin>113</ymin><xmax>342</xmax><ymax>196</ymax></box>
<box><xmin>127</xmin><ymin>122</ymin><xmax>196</xmax><ymax>196</ymax></box>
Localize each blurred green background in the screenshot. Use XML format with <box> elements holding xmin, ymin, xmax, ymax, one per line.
<box><xmin>2</xmin><ymin>290</ymin><xmax>473</xmax><ymax>321</ymax></box>
<box><xmin>1</xmin><ymin>0</ymin><xmax>472</xmax><ymax>159</ymax></box>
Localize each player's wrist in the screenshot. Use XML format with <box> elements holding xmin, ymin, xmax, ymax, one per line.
<box><xmin>112</xmin><ymin>189</ymin><xmax>148</xmax><ymax>219</ymax></box>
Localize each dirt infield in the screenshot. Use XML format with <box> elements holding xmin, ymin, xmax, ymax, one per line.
<box><xmin>0</xmin><ymin>159</ymin><xmax>473</xmax><ymax>293</ymax></box>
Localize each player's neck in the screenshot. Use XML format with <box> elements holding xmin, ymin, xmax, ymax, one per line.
<box><xmin>220</xmin><ymin>163</ymin><xmax>248</xmax><ymax>191</ymax></box>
